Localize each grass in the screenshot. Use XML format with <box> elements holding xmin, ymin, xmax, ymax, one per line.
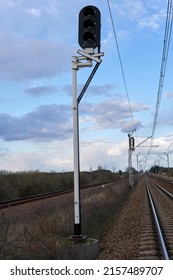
<box><xmin>0</xmin><ymin>179</ymin><xmax>130</xmax><ymax>259</ymax></box>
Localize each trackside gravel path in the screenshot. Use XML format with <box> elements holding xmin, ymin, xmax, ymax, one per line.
<box><xmin>97</xmin><ymin>177</ymin><xmax>149</xmax><ymax>259</ymax></box>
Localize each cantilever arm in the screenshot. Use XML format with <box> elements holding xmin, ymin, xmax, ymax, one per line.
<box><xmin>77</xmin><ymin>61</ymin><xmax>102</xmax><ymax>104</ymax></box>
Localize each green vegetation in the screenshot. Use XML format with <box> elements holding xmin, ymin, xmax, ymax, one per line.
<box><xmin>0</xmin><ymin>177</ymin><xmax>129</xmax><ymax>259</ymax></box>
<box><xmin>0</xmin><ymin>168</ymin><xmax>123</xmax><ymax>202</ymax></box>
<box><xmin>149</xmin><ymin>165</ymin><xmax>173</xmax><ymax>176</ymax></box>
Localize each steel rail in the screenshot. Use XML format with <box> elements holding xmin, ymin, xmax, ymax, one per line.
<box><xmin>148</xmin><ymin>177</ymin><xmax>173</xmax><ymax>200</ymax></box>
<box><xmin>150</xmin><ymin>174</ymin><xmax>173</xmax><ymax>185</ymax></box>
<box><xmin>145</xmin><ymin>177</ymin><xmax>169</xmax><ymax>260</ymax></box>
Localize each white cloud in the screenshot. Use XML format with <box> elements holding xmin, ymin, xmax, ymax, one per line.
<box><xmin>113</xmin><ymin>0</ymin><xmax>146</xmax><ymax>21</ymax></box>
<box><xmin>138</xmin><ymin>9</ymin><xmax>166</xmax><ymax>30</ymax></box>
<box><xmin>25</xmin><ymin>8</ymin><xmax>42</xmax><ymax>17</ymax></box>
<box><xmin>0</xmin><ymin>36</ymin><xmax>74</xmax><ymax>81</ymax></box>
<box><xmin>5</xmin><ymin>0</ymin><xmax>17</xmax><ymax>6</ymax></box>
<box><xmin>81</xmin><ymin>98</ymin><xmax>150</xmax><ymax>131</ymax></box>
<box><xmin>0</xmin><ymin>104</ymin><xmax>72</xmax><ymax>141</ymax></box>
<box><xmin>80</xmin><ymin>139</ymin><xmax>128</xmax><ymax>171</ymax></box>
<box><xmin>121</xmin><ymin>120</ymin><xmax>143</xmax><ymax>133</ymax></box>
<box><xmin>41</xmin><ymin>1</ymin><xmax>60</xmax><ymax>17</ymax></box>
<box><xmin>164</xmin><ymin>91</ymin><xmax>173</xmax><ymax>99</ymax></box>
<box><xmin>108</xmin><ymin>141</ymin><xmax>127</xmax><ymax>157</ymax></box>
<box><xmin>1</xmin><ymin>135</ymin><xmax>172</xmax><ymax>172</ymax></box>
<box><xmin>0</xmin><ymin>138</ymin><xmax>73</xmax><ymax>172</ymax></box>
<box><xmin>112</xmin><ymin>0</ymin><xmax>165</xmax><ymax>31</ymax></box>
<box><xmin>24</xmin><ymin>85</ymin><xmax>59</xmax><ymax>97</ymax></box>
<box><xmin>63</xmin><ymin>83</ymin><xmax>117</xmax><ymax>98</ymax></box>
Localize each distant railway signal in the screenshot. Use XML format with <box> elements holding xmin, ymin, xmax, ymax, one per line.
<box><xmin>129</xmin><ymin>137</ymin><xmax>135</xmax><ymax>150</ymax></box>
<box><xmin>78</xmin><ymin>5</ymin><xmax>101</xmax><ymax>50</ymax></box>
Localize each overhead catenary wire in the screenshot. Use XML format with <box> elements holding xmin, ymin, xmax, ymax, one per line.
<box><xmin>107</xmin><ymin>0</ymin><xmax>136</xmax><ymax>133</ymax></box>
<box><xmin>158</xmin><ymin>139</ymin><xmax>173</xmax><ymax>156</ymax></box>
<box><xmin>147</xmin><ymin>0</ymin><xmax>173</xmax><ymax>160</ymax></box>
<box><xmin>165</xmin><ymin>140</ymin><xmax>173</xmax><ymax>152</ymax></box>
<box><xmin>151</xmin><ymin>0</ymin><xmax>173</xmax><ymax>140</ymax></box>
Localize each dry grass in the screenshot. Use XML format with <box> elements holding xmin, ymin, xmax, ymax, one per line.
<box><xmin>0</xmin><ymin>180</ymin><xmax>130</xmax><ymax>259</ymax></box>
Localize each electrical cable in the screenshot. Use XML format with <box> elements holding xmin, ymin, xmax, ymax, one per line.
<box><xmin>165</xmin><ymin>140</ymin><xmax>173</xmax><ymax>152</ymax></box>
<box><xmin>146</xmin><ymin>0</ymin><xmax>173</xmax><ymax>164</ymax></box>
<box><xmin>107</xmin><ymin>0</ymin><xmax>136</xmax><ymax>133</ymax></box>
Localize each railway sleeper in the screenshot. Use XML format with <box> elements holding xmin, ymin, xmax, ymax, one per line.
<box><xmin>139</xmin><ymin>249</ymin><xmax>161</xmax><ymax>260</ymax></box>
<box><xmin>168</xmin><ymin>250</ymin><xmax>173</xmax><ymax>259</ymax></box>
<box><xmin>138</xmin><ymin>225</ymin><xmax>161</xmax><ymax>259</ymax></box>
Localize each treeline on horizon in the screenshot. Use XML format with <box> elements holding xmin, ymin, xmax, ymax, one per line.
<box><xmin>0</xmin><ymin>168</ymin><xmax>125</xmax><ymax>202</ymax></box>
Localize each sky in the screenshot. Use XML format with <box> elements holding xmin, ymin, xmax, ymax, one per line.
<box><xmin>0</xmin><ymin>0</ymin><xmax>173</xmax><ymax>172</ymax></box>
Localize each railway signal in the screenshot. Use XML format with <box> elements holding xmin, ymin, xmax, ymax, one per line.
<box><xmin>78</xmin><ymin>5</ymin><xmax>101</xmax><ymax>51</ymax></box>
<box><xmin>129</xmin><ymin>136</ymin><xmax>135</xmax><ymax>150</ymax></box>
<box><xmin>128</xmin><ymin>130</ymin><xmax>136</xmax><ymax>189</ymax></box>
<box><xmin>70</xmin><ymin>6</ymin><xmax>104</xmax><ymax>240</ymax></box>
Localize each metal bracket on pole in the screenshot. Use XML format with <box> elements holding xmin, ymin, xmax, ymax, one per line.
<box><xmin>72</xmin><ymin>56</ymin><xmax>92</xmax><ymax>70</ymax></box>
<box><xmin>77</xmin><ymin>50</ymin><xmax>103</xmax><ymax>104</ymax></box>
<box><xmin>77</xmin><ymin>49</ymin><xmax>104</xmax><ymax>63</ymax></box>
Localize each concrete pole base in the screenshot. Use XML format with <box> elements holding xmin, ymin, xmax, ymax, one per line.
<box><xmin>57</xmin><ymin>238</ymin><xmax>99</xmax><ymax>260</ymax></box>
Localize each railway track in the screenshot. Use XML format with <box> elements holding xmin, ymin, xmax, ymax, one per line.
<box><xmin>139</xmin><ymin>175</ymin><xmax>173</xmax><ymax>260</ymax></box>
<box><xmin>0</xmin><ymin>179</ymin><xmax>118</xmax><ymax>209</ymax></box>
<box><xmin>149</xmin><ymin>175</ymin><xmax>173</xmax><ymax>195</ymax></box>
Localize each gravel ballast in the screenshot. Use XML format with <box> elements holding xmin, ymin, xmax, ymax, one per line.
<box><xmin>97</xmin><ymin>177</ymin><xmax>148</xmax><ymax>259</ymax></box>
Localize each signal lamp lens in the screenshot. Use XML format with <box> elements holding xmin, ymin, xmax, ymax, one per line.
<box><xmin>84</xmin><ymin>19</ymin><xmax>95</xmax><ymax>30</ymax></box>
<box><xmin>83</xmin><ymin>7</ymin><xmax>95</xmax><ymax>17</ymax></box>
<box><xmin>83</xmin><ymin>32</ymin><xmax>95</xmax><ymax>45</ymax></box>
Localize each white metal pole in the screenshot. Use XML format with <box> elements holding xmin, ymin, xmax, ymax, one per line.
<box><xmin>128</xmin><ymin>136</ymin><xmax>133</xmax><ymax>189</ymax></box>
<box><xmin>137</xmin><ymin>154</ymin><xmax>139</xmax><ymax>181</ymax></box>
<box><xmin>130</xmin><ymin>149</ymin><xmax>133</xmax><ymax>188</ymax></box>
<box><xmin>128</xmin><ymin>148</ymin><xmax>131</xmax><ymax>188</ymax></box>
<box><xmin>167</xmin><ymin>153</ymin><xmax>170</xmax><ymax>176</ymax></box>
<box><xmin>72</xmin><ymin>57</ymin><xmax>81</xmax><ymax>236</ymax></box>
<box><xmin>70</xmin><ymin>51</ymin><xmax>103</xmax><ymax>239</ymax></box>
<box><xmin>129</xmin><ymin>149</ymin><xmax>133</xmax><ymax>189</ymax></box>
